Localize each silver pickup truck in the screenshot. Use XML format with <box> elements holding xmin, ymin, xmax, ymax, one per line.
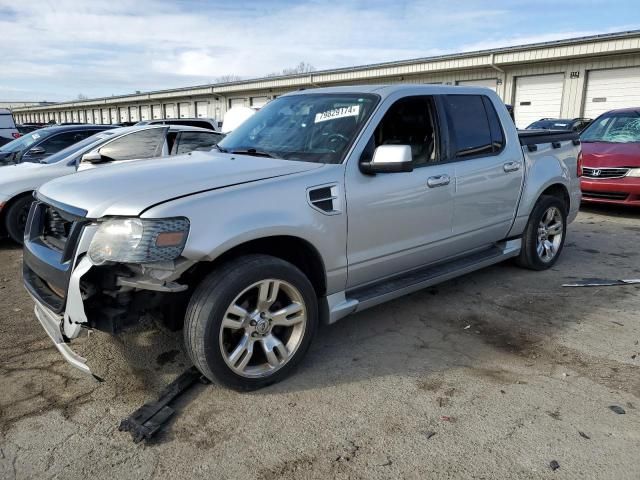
<box><xmin>23</xmin><ymin>85</ymin><xmax>582</xmax><ymax>390</ymax></box>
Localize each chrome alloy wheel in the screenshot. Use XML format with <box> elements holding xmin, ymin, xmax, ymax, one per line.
<box><xmin>219</xmin><ymin>279</ymin><xmax>307</xmax><ymax>378</ymax></box>
<box><xmin>536</xmin><ymin>206</ymin><xmax>564</xmax><ymax>263</ymax></box>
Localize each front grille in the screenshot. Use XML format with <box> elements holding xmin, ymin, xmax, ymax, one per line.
<box><xmin>582</xmin><ymin>167</ymin><xmax>629</xmax><ymax>179</ymax></box>
<box><xmin>582</xmin><ymin>190</ymin><xmax>629</xmax><ymax>200</ymax></box>
<box><xmin>42</xmin><ymin>207</ymin><xmax>73</xmax><ymax>251</ymax></box>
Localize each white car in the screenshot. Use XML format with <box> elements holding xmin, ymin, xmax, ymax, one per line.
<box><xmin>0</xmin><ymin>124</ymin><xmax>224</xmax><ymax>243</ymax></box>
<box><xmin>0</xmin><ymin>108</ymin><xmax>19</xmax><ymax>147</ymax></box>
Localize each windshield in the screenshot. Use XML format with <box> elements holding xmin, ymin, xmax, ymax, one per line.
<box><xmin>42</xmin><ymin>130</ymin><xmax>116</xmax><ymax>164</ymax></box>
<box><xmin>526</xmin><ymin>119</ymin><xmax>572</xmax><ymax>130</ymax></box>
<box><xmin>581</xmin><ymin>111</ymin><xmax>640</xmax><ymax>143</ymax></box>
<box><xmin>0</xmin><ymin>129</ymin><xmax>51</xmax><ymax>153</ymax></box>
<box><xmin>217</xmin><ymin>93</ymin><xmax>379</xmax><ymax>164</ymax></box>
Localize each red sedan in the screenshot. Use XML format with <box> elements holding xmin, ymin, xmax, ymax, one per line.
<box><xmin>580</xmin><ymin>107</ymin><xmax>640</xmax><ymax>206</ymax></box>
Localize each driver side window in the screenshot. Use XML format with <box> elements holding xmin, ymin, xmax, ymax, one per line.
<box><xmin>362</xmin><ymin>96</ymin><xmax>439</xmax><ymax>167</ymax></box>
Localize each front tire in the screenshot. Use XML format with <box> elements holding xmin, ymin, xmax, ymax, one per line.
<box><xmin>4</xmin><ymin>195</ymin><xmax>34</xmax><ymax>244</ymax></box>
<box><xmin>184</xmin><ymin>254</ymin><xmax>318</xmax><ymax>390</ymax></box>
<box><xmin>516</xmin><ymin>195</ymin><xmax>567</xmax><ymax>270</ymax></box>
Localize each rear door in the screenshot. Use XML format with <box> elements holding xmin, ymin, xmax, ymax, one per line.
<box><xmin>444</xmin><ymin>95</ymin><xmax>524</xmax><ymax>250</ymax></box>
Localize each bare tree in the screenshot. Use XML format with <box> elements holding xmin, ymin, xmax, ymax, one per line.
<box><xmin>77</xmin><ymin>93</ymin><xmax>88</xmax><ymax>100</ymax></box>
<box><xmin>267</xmin><ymin>62</ymin><xmax>316</xmax><ymax>77</ymax></box>
<box><xmin>214</xmin><ymin>74</ymin><xmax>242</xmax><ymax>83</ymax></box>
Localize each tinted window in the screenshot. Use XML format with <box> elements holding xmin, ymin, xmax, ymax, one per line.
<box><xmin>37</xmin><ymin>131</ymin><xmax>93</xmax><ymax>154</ymax></box>
<box><xmin>167</xmin><ymin>120</ymin><xmax>214</xmax><ymax>130</ymax></box>
<box><xmin>173</xmin><ymin>131</ymin><xmax>224</xmax><ymax>155</ymax></box>
<box><xmin>98</xmin><ymin>128</ymin><xmax>166</xmax><ymax>161</ymax></box>
<box><xmin>482</xmin><ymin>97</ymin><xmax>505</xmax><ymax>152</ymax></box>
<box><xmin>444</xmin><ymin>95</ymin><xmax>493</xmax><ymax>158</ymax></box>
<box><xmin>0</xmin><ymin>113</ymin><xmax>15</xmax><ymax>129</ymax></box>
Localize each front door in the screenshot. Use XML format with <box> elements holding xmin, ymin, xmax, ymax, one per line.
<box><xmin>345</xmin><ymin>95</ymin><xmax>455</xmax><ymax>289</ymax></box>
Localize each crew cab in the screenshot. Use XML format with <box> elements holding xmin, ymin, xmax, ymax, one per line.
<box><xmin>23</xmin><ymin>85</ymin><xmax>581</xmax><ymax>390</ymax></box>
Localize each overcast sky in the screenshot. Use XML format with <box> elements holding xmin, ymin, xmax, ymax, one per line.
<box><xmin>1</xmin><ymin>0</ymin><xmax>639</xmax><ymax>102</ymax></box>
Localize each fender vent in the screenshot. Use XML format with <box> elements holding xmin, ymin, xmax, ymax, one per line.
<box><xmin>307</xmin><ymin>184</ymin><xmax>340</xmax><ymax>214</ymax></box>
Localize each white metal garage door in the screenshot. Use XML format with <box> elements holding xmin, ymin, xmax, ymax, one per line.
<box><xmin>229</xmin><ymin>98</ymin><xmax>246</xmax><ymax>108</ymax></box>
<box><xmin>250</xmin><ymin>96</ymin><xmax>269</xmax><ymax>108</ymax></box>
<box><xmin>152</xmin><ymin>105</ymin><xmax>162</xmax><ymax>119</ymax></box>
<box><xmin>164</xmin><ymin>104</ymin><xmax>176</xmax><ymax>119</ymax></box>
<box><xmin>141</xmin><ymin>106</ymin><xmax>150</xmax><ymax>121</ymax></box>
<box><xmin>129</xmin><ymin>106</ymin><xmax>139</xmax><ymax>122</ymax></box>
<box><xmin>583</xmin><ymin>67</ymin><xmax>640</xmax><ymax>118</ymax></box>
<box><xmin>101</xmin><ymin>109</ymin><xmax>109</xmax><ymax>124</ymax></box>
<box><xmin>456</xmin><ymin>79</ymin><xmax>497</xmax><ymax>91</ymax></box>
<box><xmin>92</xmin><ymin>109</ymin><xmax>100</xmax><ymax>124</ymax></box>
<box><xmin>196</xmin><ymin>101</ymin><xmax>209</xmax><ymax>118</ymax></box>
<box><xmin>110</xmin><ymin>108</ymin><xmax>118</xmax><ymax>124</ymax></box>
<box><xmin>514</xmin><ymin>73</ymin><xmax>564</xmax><ymax>129</ymax></box>
<box><xmin>119</xmin><ymin>108</ymin><xmax>128</xmax><ymax>122</ymax></box>
<box><xmin>178</xmin><ymin>102</ymin><xmax>192</xmax><ymax>118</ymax></box>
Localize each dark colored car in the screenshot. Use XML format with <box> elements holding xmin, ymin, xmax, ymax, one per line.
<box><xmin>579</xmin><ymin>108</ymin><xmax>640</xmax><ymax>206</ymax></box>
<box><xmin>0</xmin><ymin>124</ymin><xmax>115</xmax><ymax>165</ymax></box>
<box><xmin>526</xmin><ymin>117</ymin><xmax>592</xmax><ymax>132</ymax></box>
<box><xmin>16</xmin><ymin>124</ymin><xmax>42</xmax><ymax>135</ymax></box>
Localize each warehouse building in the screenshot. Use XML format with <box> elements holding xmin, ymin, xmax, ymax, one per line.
<box><xmin>12</xmin><ymin>30</ymin><xmax>640</xmax><ymax>129</ymax></box>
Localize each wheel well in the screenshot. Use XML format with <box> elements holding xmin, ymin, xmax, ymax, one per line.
<box><xmin>189</xmin><ymin>236</ymin><xmax>327</xmax><ymax>297</ymax></box>
<box><xmin>0</xmin><ymin>191</ymin><xmax>34</xmax><ymax>236</ymax></box>
<box><xmin>540</xmin><ymin>184</ymin><xmax>570</xmax><ymax>211</ymax></box>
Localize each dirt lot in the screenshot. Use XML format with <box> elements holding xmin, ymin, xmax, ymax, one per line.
<box><xmin>1</xmin><ymin>205</ymin><xmax>639</xmax><ymax>480</ymax></box>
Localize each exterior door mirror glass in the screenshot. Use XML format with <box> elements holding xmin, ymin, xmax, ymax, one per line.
<box><xmin>360</xmin><ymin>145</ymin><xmax>413</xmax><ymax>174</ymax></box>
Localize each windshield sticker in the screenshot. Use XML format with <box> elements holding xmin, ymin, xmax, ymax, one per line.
<box><xmin>31</xmin><ymin>133</ymin><xmax>40</xmax><ymax>139</ymax></box>
<box><xmin>314</xmin><ymin>105</ymin><xmax>360</xmax><ymax>123</ymax></box>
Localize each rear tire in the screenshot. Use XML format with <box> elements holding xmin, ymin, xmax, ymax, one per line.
<box><xmin>184</xmin><ymin>254</ymin><xmax>318</xmax><ymax>391</ymax></box>
<box><xmin>516</xmin><ymin>195</ymin><xmax>567</xmax><ymax>271</ymax></box>
<box><xmin>5</xmin><ymin>195</ymin><xmax>34</xmax><ymax>245</ymax></box>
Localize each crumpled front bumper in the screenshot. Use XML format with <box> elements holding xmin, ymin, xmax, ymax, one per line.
<box><xmin>30</xmin><ymin>293</ymin><xmax>93</xmax><ymax>377</ymax></box>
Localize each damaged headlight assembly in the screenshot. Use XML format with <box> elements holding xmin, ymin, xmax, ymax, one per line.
<box><xmin>88</xmin><ymin>217</ymin><xmax>190</xmax><ymax>265</ymax></box>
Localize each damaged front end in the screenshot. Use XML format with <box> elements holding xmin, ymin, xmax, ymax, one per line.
<box><xmin>23</xmin><ymin>196</ymin><xmax>193</xmax><ymax>377</ymax></box>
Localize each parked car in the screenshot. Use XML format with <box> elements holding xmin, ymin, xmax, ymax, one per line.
<box><xmin>526</xmin><ymin>118</ymin><xmax>592</xmax><ymax>132</ymax></box>
<box><xmin>16</xmin><ymin>124</ymin><xmax>43</xmax><ymax>136</ymax></box>
<box><xmin>0</xmin><ymin>125</ymin><xmax>224</xmax><ymax>243</ymax></box>
<box><xmin>579</xmin><ymin>107</ymin><xmax>640</xmax><ymax>206</ymax></box>
<box><xmin>0</xmin><ymin>108</ymin><xmax>20</xmax><ymax>147</ymax></box>
<box><xmin>23</xmin><ymin>85</ymin><xmax>580</xmax><ymax>389</ymax></box>
<box><xmin>0</xmin><ymin>124</ymin><xmax>114</xmax><ymax>166</ymax></box>
<box><xmin>135</xmin><ymin>117</ymin><xmax>219</xmax><ymax>131</ymax></box>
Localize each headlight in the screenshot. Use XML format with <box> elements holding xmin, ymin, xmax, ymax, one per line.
<box><xmin>88</xmin><ymin>217</ymin><xmax>189</xmax><ymax>265</ymax></box>
<box><xmin>627</xmin><ymin>168</ymin><xmax>640</xmax><ymax>177</ymax></box>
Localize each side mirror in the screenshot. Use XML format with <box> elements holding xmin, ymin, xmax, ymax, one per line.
<box><xmin>27</xmin><ymin>146</ymin><xmax>46</xmax><ymax>156</ymax></box>
<box><xmin>360</xmin><ymin>145</ymin><xmax>413</xmax><ymax>174</ymax></box>
<box><xmin>80</xmin><ymin>151</ymin><xmax>105</xmax><ymax>164</ymax></box>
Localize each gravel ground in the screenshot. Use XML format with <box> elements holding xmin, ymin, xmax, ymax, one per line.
<box><xmin>1</xmin><ymin>205</ymin><xmax>639</xmax><ymax>480</ymax></box>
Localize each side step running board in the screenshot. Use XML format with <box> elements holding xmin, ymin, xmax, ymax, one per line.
<box><xmin>344</xmin><ymin>239</ymin><xmax>521</xmax><ymax>314</ymax></box>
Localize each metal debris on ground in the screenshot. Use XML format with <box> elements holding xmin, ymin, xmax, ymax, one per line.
<box><xmin>119</xmin><ymin>366</ymin><xmax>210</xmax><ymax>442</ymax></box>
<box><xmin>609</xmin><ymin>405</ymin><xmax>626</xmax><ymax>415</ymax></box>
<box><xmin>550</xmin><ymin>460</ymin><xmax>560</xmax><ymax>471</ymax></box>
<box><xmin>424</xmin><ymin>431</ymin><xmax>436</xmax><ymax>440</ymax></box>
<box><xmin>578</xmin><ymin>431</ymin><xmax>591</xmax><ymax>440</ymax></box>
<box><xmin>562</xmin><ymin>278</ymin><xmax>640</xmax><ymax>287</ymax></box>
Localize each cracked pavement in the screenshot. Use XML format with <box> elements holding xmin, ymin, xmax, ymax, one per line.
<box><xmin>1</xmin><ymin>205</ymin><xmax>639</xmax><ymax>479</ymax></box>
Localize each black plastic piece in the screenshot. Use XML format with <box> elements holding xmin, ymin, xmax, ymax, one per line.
<box><xmin>527</xmin><ymin>144</ymin><xmax>538</xmax><ymax>152</ymax></box>
<box><xmin>119</xmin><ymin>366</ymin><xmax>209</xmax><ymax>443</ymax></box>
<box><xmin>552</xmin><ymin>141</ymin><xmax>562</xmax><ymax>149</ymax></box>
<box><xmin>518</xmin><ymin>129</ymin><xmax>579</xmax><ymax>146</ymax></box>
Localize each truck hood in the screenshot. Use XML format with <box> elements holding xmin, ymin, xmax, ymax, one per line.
<box><xmin>38</xmin><ymin>151</ymin><xmax>324</xmax><ymax>218</ymax></box>
<box><xmin>581</xmin><ymin>142</ymin><xmax>640</xmax><ymax>168</ymax></box>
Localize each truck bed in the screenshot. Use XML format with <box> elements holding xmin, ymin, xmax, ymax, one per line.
<box><xmin>518</xmin><ymin>129</ymin><xmax>580</xmax><ymax>146</ymax></box>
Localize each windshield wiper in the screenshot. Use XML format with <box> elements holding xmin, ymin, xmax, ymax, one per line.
<box><xmin>228</xmin><ymin>148</ymin><xmax>280</xmax><ymax>159</ymax></box>
<box><xmin>214</xmin><ymin>144</ymin><xmax>228</xmax><ymax>153</ymax></box>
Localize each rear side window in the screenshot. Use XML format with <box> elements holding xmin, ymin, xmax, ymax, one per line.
<box><xmin>444</xmin><ymin>95</ymin><xmax>493</xmax><ymax>158</ymax></box>
<box><xmin>167</xmin><ymin>120</ymin><xmax>214</xmax><ymax>130</ymax></box>
<box><xmin>0</xmin><ymin>113</ymin><xmax>16</xmax><ymax>129</ymax></box>
<box><xmin>98</xmin><ymin>128</ymin><xmax>165</xmax><ymax>161</ymax></box>
<box><xmin>173</xmin><ymin>131</ymin><xmax>224</xmax><ymax>155</ymax></box>
<box><xmin>38</xmin><ymin>131</ymin><xmax>92</xmax><ymax>154</ymax></box>
<box><xmin>482</xmin><ymin>97</ymin><xmax>505</xmax><ymax>152</ymax></box>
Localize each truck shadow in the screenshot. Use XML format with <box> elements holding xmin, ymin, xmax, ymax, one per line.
<box><xmin>580</xmin><ymin>203</ymin><xmax>640</xmax><ymax>220</ymax></box>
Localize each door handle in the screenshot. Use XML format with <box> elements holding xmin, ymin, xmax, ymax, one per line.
<box><xmin>503</xmin><ymin>161</ymin><xmax>521</xmax><ymax>173</ymax></box>
<box><xmin>427</xmin><ymin>174</ymin><xmax>451</xmax><ymax>188</ymax></box>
